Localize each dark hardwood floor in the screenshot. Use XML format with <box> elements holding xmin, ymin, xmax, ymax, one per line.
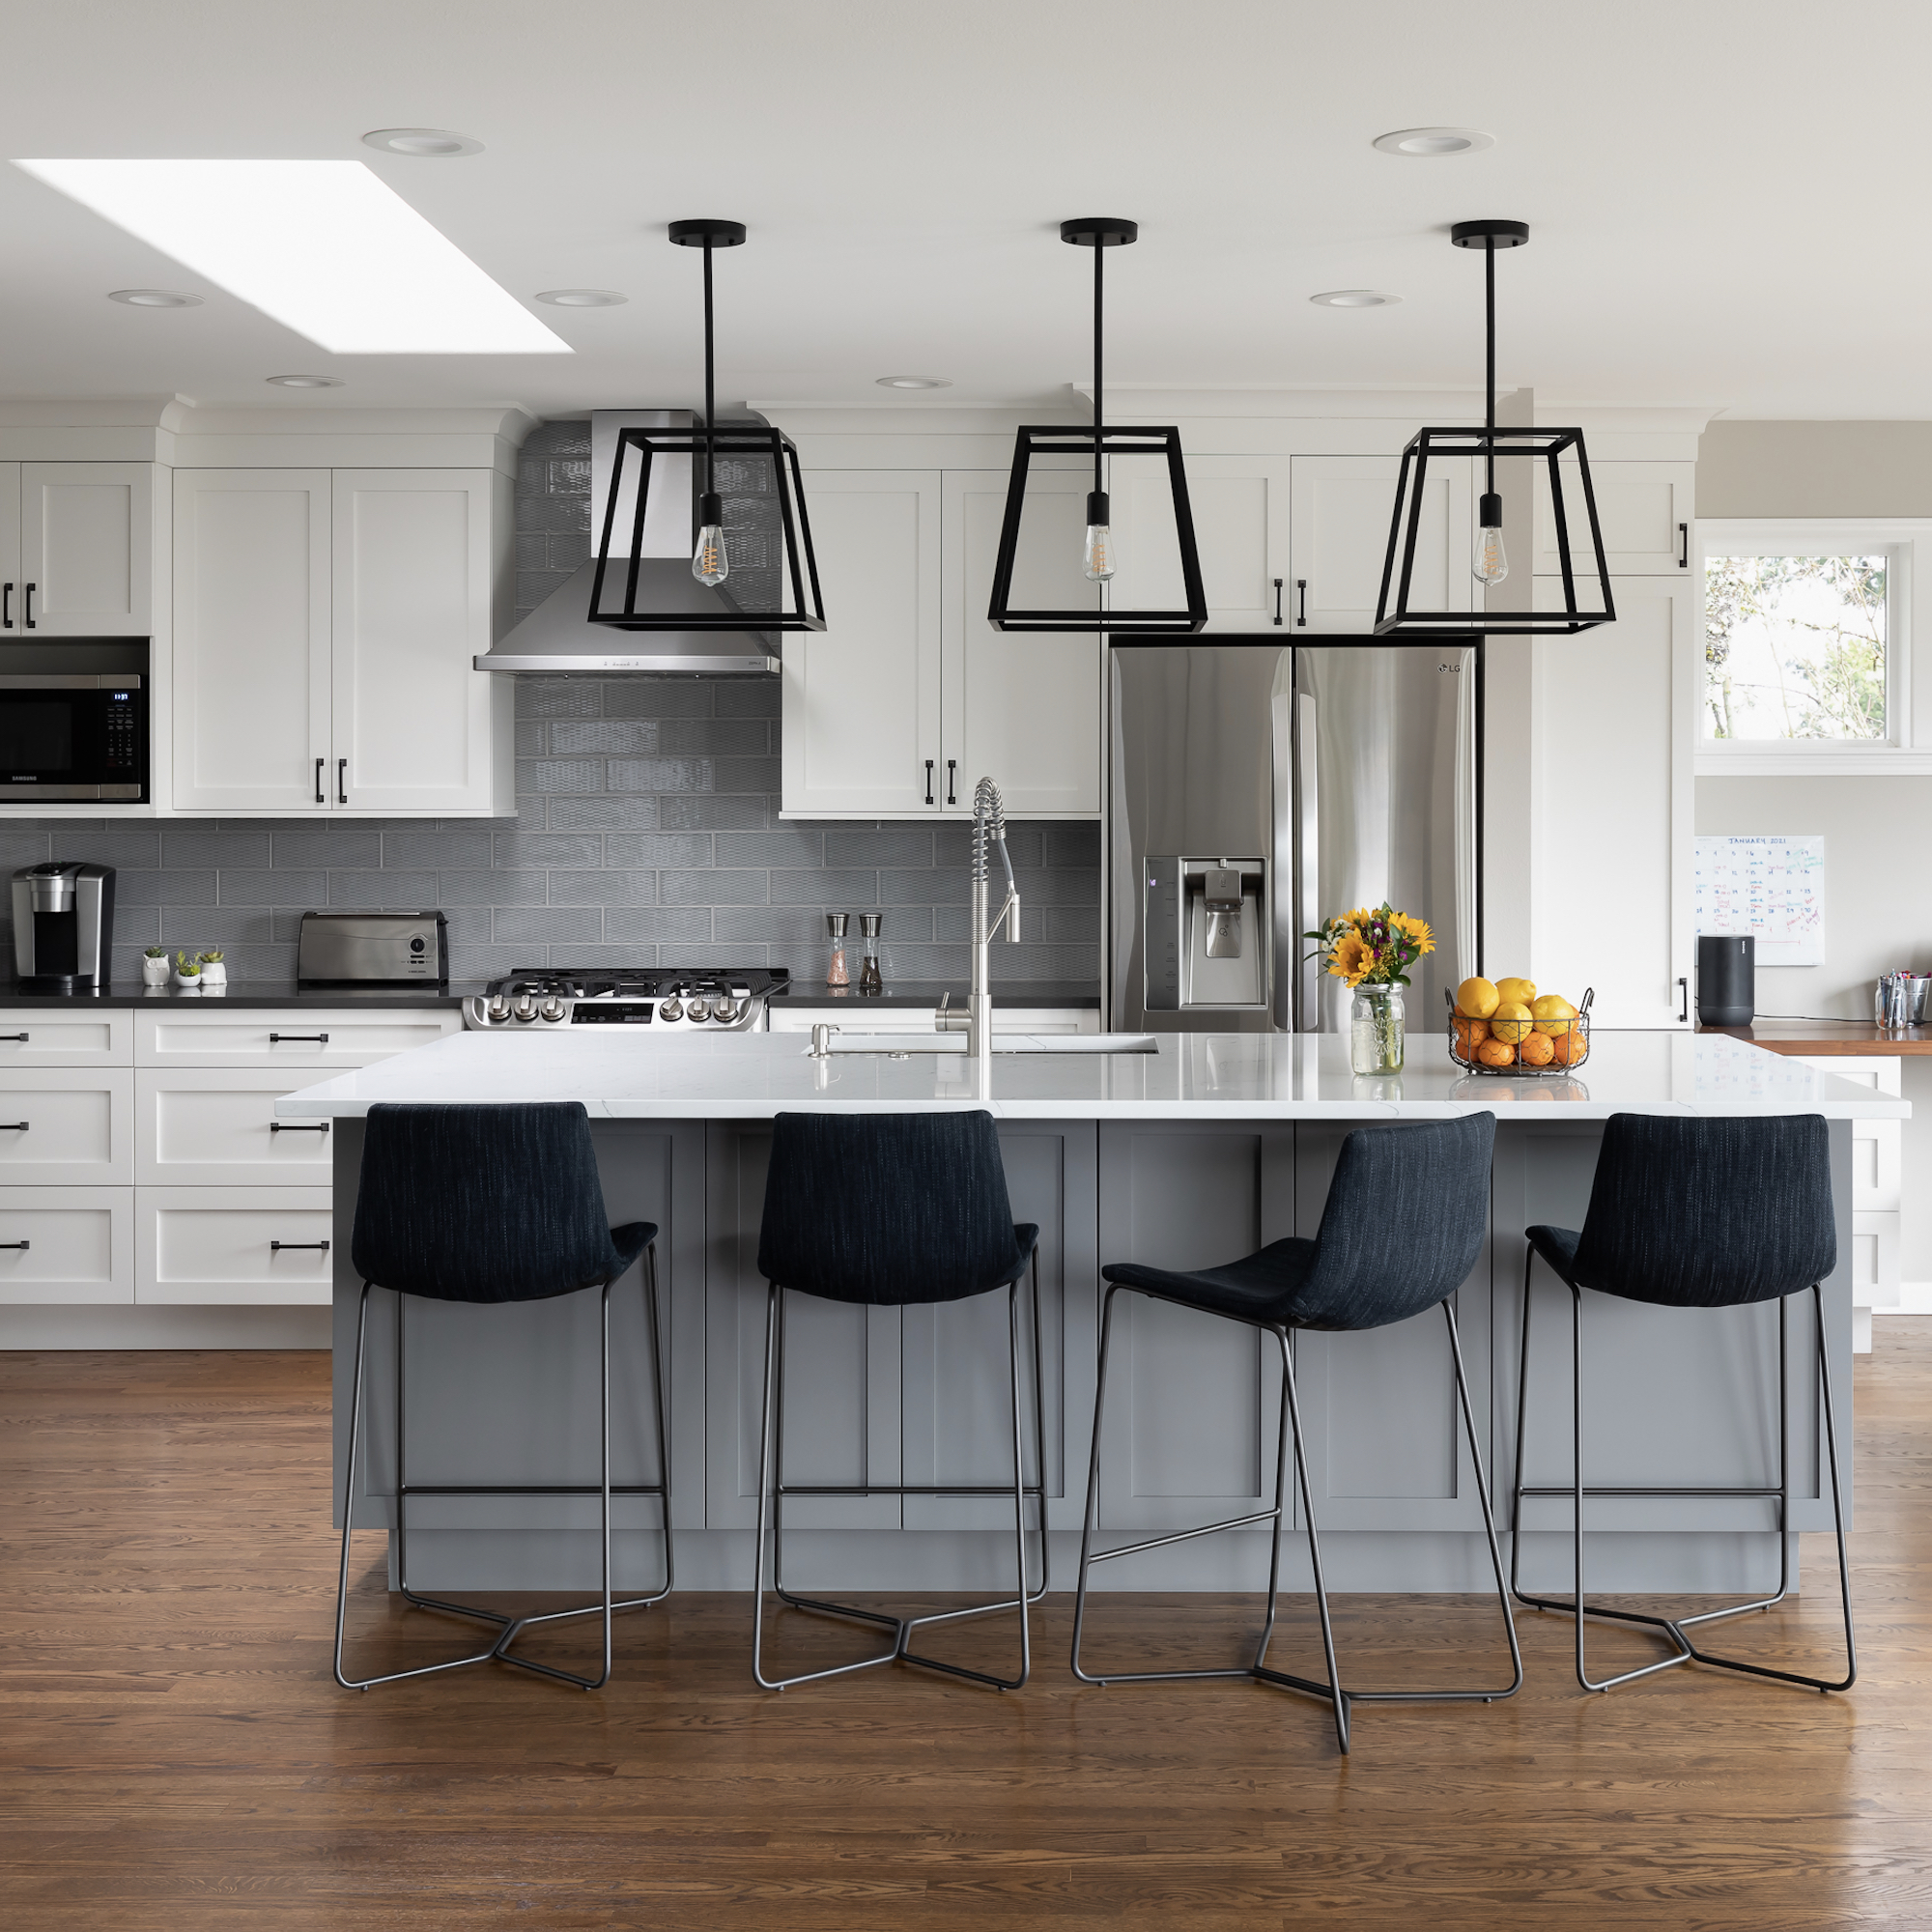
<box><xmin>3</xmin><ymin>1330</ymin><xmax>1929</xmax><ymax>1928</ymax></box>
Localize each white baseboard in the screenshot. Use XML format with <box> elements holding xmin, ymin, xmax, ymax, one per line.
<box><xmin>0</xmin><ymin>1305</ymin><xmax>330</xmax><ymax>1350</ymax></box>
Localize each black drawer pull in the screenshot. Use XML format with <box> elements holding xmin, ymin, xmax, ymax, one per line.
<box><xmin>23</xmin><ymin>582</ymin><xmax>36</xmax><ymax>630</ymax></box>
<box><xmin>338</xmin><ymin>757</ymin><xmax>348</xmax><ymax>805</ymax></box>
<box><xmin>1</xmin><ymin>583</ymin><xmax>11</xmax><ymax>629</ymax></box>
<box><xmin>270</xmin><ymin>1121</ymin><xmax>330</xmax><ymax>1134</ymax></box>
<box><xmin>924</xmin><ymin>758</ymin><xmax>934</xmax><ymax>806</ymax></box>
<box><xmin>0</xmin><ymin>1033</ymin><xmax>27</xmax><ymax>1042</ymax></box>
<box><xmin>1295</xmin><ymin>578</ymin><xmax>1308</xmax><ymax>627</ymax></box>
<box><xmin>946</xmin><ymin>757</ymin><xmax>957</xmax><ymax>806</ymax></box>
<box><xmin>269</xmin><ymin>1033</ymin><xmax>329</xmax><ymax>1044</ymax></box>
<box><xmin>0</xmin><ymin>1121</ymin><xmax>28</xmax><ymax>1132</ymax></box>
<box><xmin>0</xmin><ymin>1240</ymin><xmax>28</xmax><ymax>1252</ymax></box>
<box><xmin>314</xmin><ymin>756</ymin><xmax>325</xmax><ymax>805</ymax></box>
<box><xmin>270</xmin><ymin>1239</ymin><xmax>330</xmax><ymax>1253</ymax></box>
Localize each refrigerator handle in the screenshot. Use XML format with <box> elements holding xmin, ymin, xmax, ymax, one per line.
<box><xmin>1293</xmin><ymin>690</ymin><xmax>1319</xmax><ymax>1031</ymax></box>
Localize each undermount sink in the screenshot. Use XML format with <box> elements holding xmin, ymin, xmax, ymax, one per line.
<box><xmin>818</xmin><ymin>1032</ymin><xmax>1159</xmax><ymax>1057</ymax></box>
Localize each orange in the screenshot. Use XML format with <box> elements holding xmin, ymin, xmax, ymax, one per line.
<box><xmin>1518</xmin><ymin>1030</ymin><xmax>1555</xmax><ymax>1067</ymax></box>
<box><xmin>1550</xmin><ymin>1027</ymin><xmax>1588</xmax><ymax>1065</ymax></box>
<box><xmin>1451</xmin><ymin>1015</ymin><xmax>1490</xmax><ymax>1056</ymax></box>
<box><xmin>1476</xmin><ymin>1037</ymin><xmax>1516</xmax><ymax>1067</ymax></box>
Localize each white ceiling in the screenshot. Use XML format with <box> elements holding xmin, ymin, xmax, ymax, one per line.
<box><xmin>0</xmin><ymin>0</ymin><xmax>1920</xmax><ymax>420</ymax></box>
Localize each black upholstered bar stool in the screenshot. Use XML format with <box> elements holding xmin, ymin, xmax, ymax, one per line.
<box><xmin>1072</xmin><ymin>1113</ymin><xmax>1520</xmax><ymax>1754</ymax></box>
<box><xmin>1511</xmin><ymin>1112</ymin><xmax>1855</xmax><ymax>1694</ymax></box>
<box><xmin>752</xmin><ymin>1110</ymin><xmax>1047</xmax><ymax>1691</ymax></box>
<box><xmin>334</xmin><ymin>1102</ymin><xmax>672</xmax><ymax>1692</ymax></box>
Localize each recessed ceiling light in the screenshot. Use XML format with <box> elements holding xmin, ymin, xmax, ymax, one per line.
<box><xmin>360</xmin><ymin>128</ymin><xmax>483</xmax><ymax>158</ymax></box>
<box><xmin>875</xmin><ymin>376</ymin><xmax>952</xmax><ymax>389</ymax></box>
<box><xmin>107</xmin><ymin>288</ymin><xmax>201</xmax><ymax>307</ymax></box>
<box><xmin>266</xmin><ymin>374</ymin><xmax>344</xmax><ymax>388</ymax></box>
<box><xmin>1373</xmin><ymin>127</ymin><xmax>1495</xmax><ymax>156</ymax></box>
<box><xmin>535</xmin><ymin>288</ymin><xmax>628</xmax><ymax>307</ymax></box>
<box><xmin>1309</xmin><ymin>289</ymin><xmax>1402</xmax><ymax>308</ymax></box>
<box><xmin>14</xmin><ymin>158</ymin><xmax>569</xmax><ymax>355</ymax></box>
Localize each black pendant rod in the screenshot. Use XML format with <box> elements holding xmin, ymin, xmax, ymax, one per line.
<box><xmin>1094</xmin><ymin>239</ymin><xmax>1104</xmax><ymax>500</ymax></box>
<box><xmin>1484</xmin><ymin>236</ymin><xmax>1496</xmax><ymax>499</ymax></box>
<box><xmin>702</xmin><ymin>240</ymin><xmax>717</xmax><ymax>504</ymax></box>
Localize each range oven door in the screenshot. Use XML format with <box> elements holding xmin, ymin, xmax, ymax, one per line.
<box><xmin>0</xmin><ymin>675</ymin><xmax>147</xmax><ymax>801</ymax></box>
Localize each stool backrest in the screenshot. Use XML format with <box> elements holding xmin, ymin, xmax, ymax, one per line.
<box><xmin>352</xmin><ymin>1102</ymin><xmax>631</xmax><ymax>1303</ymax></box>
<box><xmin>1293</xmin><ymin>1114</ymin><xmax>1495</xmax><ymax>1331</ymax></box>
<box><xmin>756</xmin><ymin>1111</ymin><xmax>1028</xmax><ymax>1306</ymax></box>
<box><xmin>1571</xmin><ymin>1112</ymin><xmax>1836</xmax><ymax>1307</ymax></box>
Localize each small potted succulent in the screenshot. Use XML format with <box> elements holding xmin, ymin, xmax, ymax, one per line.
<box><xmin>172</xmin><ymin>950</ymin><xmax>203</xmax><ymax>991</ymax></box>
<box><xmin>197</xmin><ymin>950</ymin><xmax>228</xmax><ymax>989</ymax></box>
<box><xmin>141</xmin><ymin>945</ymin><xmax>170</xmax><ymax>988</ymax></box>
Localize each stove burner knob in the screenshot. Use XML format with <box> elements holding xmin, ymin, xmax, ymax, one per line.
<box><xmin>687</xmin><ymin>996</ymin><xmax>711</xmax><ymax>1021</ymax></box>
<box><xmin>718</xmin><ymin>997</ymin><xmax>742</xmax><ymax>1023</ymax></box>
<box><xmin>659</xmin><ymin>996</ymin><xmax>683</xmax><ymax>1022</ymax></box>
<box><xmin>539</xmin><ymin>997</ymin><xmax>565</xmax><ymax>1023</ymax></box>
<box><xmin>487</xmin><ymin>996</ymin><xmax>510</xmax><ymax>1023</ymax></box>
<box><xmin>512</xmin><ymin>994</ymin><xmax>537</xmax><ymax>1023</ymax></box>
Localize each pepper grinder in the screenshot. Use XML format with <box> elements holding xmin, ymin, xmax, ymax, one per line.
<box><xmin>858</xmin><ymin>912</ymin><xmax>883</xmax><ymax>995</ymax></box>
<box><xmin>825</xmin><ymin>912</ymin><xmax>849</xmax><ymax>988</ymax></box>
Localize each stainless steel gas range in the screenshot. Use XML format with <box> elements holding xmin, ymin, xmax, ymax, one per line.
<box><xmin>462</xmin><ymin>966</ymin><xmax>790</xmax><ymax>1034</ymax></box>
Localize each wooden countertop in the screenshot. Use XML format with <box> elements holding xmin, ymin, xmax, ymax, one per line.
<box><xmin>1699</xmin><ymin>1021</ymin><xmax>1932</xmax><ymax>1057</ymax></box>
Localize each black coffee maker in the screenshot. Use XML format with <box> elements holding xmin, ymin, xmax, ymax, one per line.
<box><xmin>12</xmin><ymin>862</ymin><xmax>116</xmax><ymax>988</ymax></box>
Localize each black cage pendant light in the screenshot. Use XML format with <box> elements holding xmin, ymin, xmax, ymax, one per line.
<box><xmin>986</xmin><ymin>217</ymin><xmax>1207</xmax><ymax>634</ymax></box>
<box><xmin>587</xmin><ymin>219</ymin><xmax>826</xmax><ymax>633</ymax></box>
<box><xmin>1373</xmin><ymin>218</ymin><xmax>1613</xmax><ymax>637</ymax></box>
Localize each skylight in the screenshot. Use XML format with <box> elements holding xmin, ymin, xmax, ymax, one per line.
<box><xmin>14</xmin><ymin>158</ymin><xmax>570</xmax><ymax>355</ymax></box>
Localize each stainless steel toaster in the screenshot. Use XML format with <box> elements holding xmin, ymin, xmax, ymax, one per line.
<box><xmin>296</xmin><ymin>910</ymin><xmax>447</xmax><ymax>984</ymax></box>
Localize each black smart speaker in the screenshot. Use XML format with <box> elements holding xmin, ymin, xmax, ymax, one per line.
<box><xmin>1697</xmin><ymin>934</ymin><xmax>1755</xmax><ymax>1027</ymax></box>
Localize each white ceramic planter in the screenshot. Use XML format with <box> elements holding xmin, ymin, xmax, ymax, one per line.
<box><xmin>198</xmin><ymin>962</ymin><xmax>227</xmax><ymax>987</ymax></box>
<box><xmin>141</xmin><ymin>957</ymin><xmax>170</xmax><ymax>987</ymax></box>
<box><xmin>172</xmin><ymin>972</ymin><xmax>202</xmax><ymax>991</ymax></box>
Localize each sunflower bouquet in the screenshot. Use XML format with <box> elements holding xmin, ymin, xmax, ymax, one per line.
<box><xmin>1303</xmin><ymin>904</ymin><xmax>1435</xmax><ymax>1074</ymax></box>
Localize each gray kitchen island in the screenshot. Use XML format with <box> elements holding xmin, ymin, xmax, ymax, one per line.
<box><xmin>281</xmin><ymin>1030</ymin><xmax>1904</xmax><ymax>1601</ymax></box>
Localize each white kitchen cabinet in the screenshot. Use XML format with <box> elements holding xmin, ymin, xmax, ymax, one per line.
<box><xmin>0</xmin><ymin>1187</ymin><xmax>133</xmax><ymax>1305</ymax></box>
<box><xmin>0</xmin><ymin>462</ymin><xmax>154</xmax><ymax>638</ymax></box>
<box><xmin>1290</xmin><ymin>454</ymin><xmax>1473</xmax><ymax>634</ymax></box>
<box><xmin>1530</xmin><ymin>580</ymin><xmax>1695</xmax><ymax>1029</ymax></box>
<box><xmin>1792</xmin><ymin>1055</ymin><xmax>1901</xmax><ymax>1352</ymax></box>
<box><xmin>1537</xmin><ymin>458</ymin><xmax>1692</xmax><ymax>579</ymax></box>
<box><xmin>0</xmin><ymin>1067</ymin><xmax>134</xmax><ymax>1184</ymax></box>
<box><xmin>781</xmin><ymin>469</ymin><xmax>1100</xmax><ymax>818</ymax></box>
<box><xmin>0</xmin><ymin>1009</ymin><xmax>134</xmax><ymax>1065</ymax></box>
<box><xmin>171</xmin><ymin>467</ymin><xmax>512</xmax><ymax>816</ymax></box>
<box><xmin>781</xmin><ymin>471</ymin><xmax>943</xmax><ymax>816</ymax></box>
<box><xmin>135</xmin><ymin>1187</ymin><xmax>334</xmax><ymax>1306</ymax></box>
<box><xmin>135</xmin><ymin>1067</ymin><xmax>338</xmax><ymax>1188</ymax></box>
<box><xmin>1110</xmin><ymin>453</ymin><xmax>1293</xmax><ymax>633</ymax></box>
<box><xmin>134</xmin><ymin>1007</ymin><xmax>457</xmax><ymax>1066</ymax></box>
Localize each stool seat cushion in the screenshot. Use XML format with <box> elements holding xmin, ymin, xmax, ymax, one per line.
<box><xmin>1104</xmin><ymin>1237</ymin><xmax>1321</xmax><ymax>1326</ymax></box>
<box><xmin>1525</xmin><ymin>1224</ymin><xmax>1582</xmax><ymax>1282</ymax></box>
<box><xmin>352</xmin><ymin>1102</ymin><xmax>654</xmax><ymax>1304</ymax></box>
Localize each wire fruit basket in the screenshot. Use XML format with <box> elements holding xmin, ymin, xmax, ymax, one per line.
<box><xmin>1445</xmin><ymin>985</ymin><xmax>1593</xmax><ymax>1076</ymax></box>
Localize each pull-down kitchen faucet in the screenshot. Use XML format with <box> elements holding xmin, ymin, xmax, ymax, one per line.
<box><xmin>934</xmin><ymin>776</ymin><xmax>1021</xmax><ymax>1083</ymax></box>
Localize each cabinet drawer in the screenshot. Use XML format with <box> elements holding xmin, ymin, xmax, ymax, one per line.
<box><xmin>135</xmin><ymin>1187</ymin><xmax>334</xmax><ymax>1305</ymax></box>
<box><xmin>1850</xmin><ymin>1120</ymin><xmax>1902</xmax><ymax>1213</ymax></box>
<box><xmin>0</xmin><ymin>1186</ymin><xmax>133</xmax><ymax>1305</ymax></box>
<box><xmin>136</xmin><ymin>1069</ymin><xmax>337</xmax><ymax>1186</ymax></box>
<box><xmin>0</xmin><ymin>1069</ymin><xmax>132</xmax><ymax>1182</ymax></box>
<box><xmin>135</xmin><ymin>1008</ymin><xmax>459</xmax><ymax>1067</ymax></box>
<box><xmin>0</xmin><ymin>1009</ymin><xmax>133</xmax><ymax>1065</ymax></box>
<box><xmin>1852</xmin><ymin>1210</ymin><xmax>1901</xmax><ymax>1310</ymax></box>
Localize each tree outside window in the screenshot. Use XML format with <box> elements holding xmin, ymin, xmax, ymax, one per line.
<box><xmin>1703</xmin><ymin>554</ymin><xmax>1887</xmax><ymax>742</ymax></box>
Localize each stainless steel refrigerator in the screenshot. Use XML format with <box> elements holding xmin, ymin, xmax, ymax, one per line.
<box><xmin>1108</xmin><ymin>639</ymin><xmax>1479</xmax><ymax>1035</ymax></box>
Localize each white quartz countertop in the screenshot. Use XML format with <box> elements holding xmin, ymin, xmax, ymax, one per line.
<box><xmin>275</xmin><ymin>1029</ymin><xmax>1911</xmax><ymax>1122</ymax></box>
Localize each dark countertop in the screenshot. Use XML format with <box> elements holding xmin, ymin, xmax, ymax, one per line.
<box><xmin>0</xmin><ymin>980</ymin><xmax>479</xmax><ymax>1009</ymax></box>
<box><xmin>766</xmin><ymin>980</ymin><xmax>1101</xmax><ymax>1009</ymax></box>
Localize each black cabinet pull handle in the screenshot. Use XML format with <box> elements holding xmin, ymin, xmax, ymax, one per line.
<box><xmin>23</xmin><ymin>582</ymin><xmax>36</xmax><ymax>630</ymax></box>
<box><xmin>0</xmin><ymin>1122</ymin><xmax>28</xmax><ymax>1132</ymax></box>
<box><xmin>0</xmin><ymin>1033</ymin><xmax>27</xmax><ymax>1042</ymax></box>
<box><xmin>270</xmin><ymin>1121</ymin><xmax>329</xmax><ymax>1134</ymax></box>
<box><xmin>946</xmin><ymin>758</ymin><xmax>957</xmax><ymax>806</ymax></box>
<box><xmin>314</xmin><ymin>756</ymin><xmax>325</xmax><ymax>805</ymax></box>
<box><xmin>1678</xmin><ymin>521</ymin><xmax>1690</xmax><ymax>569</ymax></box>
<box><xmin>1295</xmin><ymin>579</ymin><xmax>1308</xmax><ymax>627</ymax></box>
<box><xmin>1272</xmin><ymin>578</ymin><xmax>1284</xmax><ymax>626</ymax></box>
<box><xmin>1677</xmin><ymin>976</ymin><xmax>1689</xmax><ymax>1024</ymax></box>
<box><xmin>0</xmin><ymin>1240</ymin><xmax>28</xmax><ymax>1252</ymax></box>
<box><xmin>270</xmin><ymin>1239</ymin><xmax>330</xmax><ymax>1253</ymax></box>
<box><xmin>2</xmin><ymin>583</ymin><xmax>12</xmax><ymax>630</ymax></box>
<box><xmin>924</xmin><ymin>758</ymin><xmax>934</xmax><ymax>806</ymax></box>
<box><xmin>269</xmin><ymin>1032</ymin><xmax>329</xmax><ymax>1044</ymax></box>
<box><xmin>337</xmin><ymin>757</ymin><xmax>348</xmax><ymax>805</ymax></box>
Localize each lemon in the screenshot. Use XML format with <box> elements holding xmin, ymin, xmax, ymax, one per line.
<box><xmin>1456</xmin><ymin>976</ymin><xmax>1500</xmax><ymax>1019</ymax></box>
<box><xmin>1530</xmin><ymin>993</ymin><xmax>1578</xmax><ymax>1035</ymax></box>
<box><xmin>1494</xmin><ymin>976</ymin><xmax>1537</xmax><ymax>1009</ymax></box>
<box><xmin>1490</xmin><ymin>1001</ymin><xmax>1533</xmax><ymax>1045</ymax></box>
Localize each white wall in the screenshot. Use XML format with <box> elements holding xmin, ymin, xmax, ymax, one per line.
<box><xmin>1697</xmin><ymin>420</ymin><xmax>1932</xmax><ymax>1280</ymax></box>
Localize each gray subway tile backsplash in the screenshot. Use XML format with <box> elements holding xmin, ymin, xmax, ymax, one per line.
<box><xmin>0</xmin><ymin>419</ymin><xmax>1100</xmax><ymax>990</ymax></box>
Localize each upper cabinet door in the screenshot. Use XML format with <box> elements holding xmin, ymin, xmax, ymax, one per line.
<box><xmin>947</xmin><ymin>470</ymin><xmax>1100</xmax><ymax>816</ymax></box>
<box><xmin>781</xmin><ymin>470</ymin><xmax>943</xmax><ymax>816</ymax></box>
<box><xmin>1536</xmin><ymin>457</ymin><xmax>1693</xmax><ymax>578</ymax></box>
<box><xmin>20</xmin><ymin>462</ymin><xmax>153</xmax><ymax>635</ymax></box>
<box><xmin>0</xmin><ymin>467</ymin><xmax>19</xmax><ymax>638</ymax></box>
<box><xmin>172</xmin><ymin>469</ymin><xmax>331</xmax><ymax>813</ymax></box>
<box><xmin>1289</xmin><ymin>454</ymin><xmax>1472</xmax><ymax>634</ymax></box>
<box><xmin>1110</xmin><ymin>453</ymin><xmax>1292</xmax><ymax>633</ymax></box>
<box><xmin>330</xmin><ymin>470</ymin><xmax>502</xmax><ymax>814</ymax></box>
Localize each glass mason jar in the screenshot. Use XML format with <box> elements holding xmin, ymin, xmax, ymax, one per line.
<box><xmin>1350</xmin><ymin>983</ymin><xmax>1405</xmax><ymax>1076</ymax></box>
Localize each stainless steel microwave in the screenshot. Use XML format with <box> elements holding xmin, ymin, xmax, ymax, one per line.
<box><xmin>0</xmin><ymin>673</ymin><xmax>147</xmax><ymax>801</ymax></box>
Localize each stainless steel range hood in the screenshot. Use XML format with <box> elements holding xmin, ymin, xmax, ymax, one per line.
<box><xmin>475</xmin><ymin>409</ymin><xmax>781</xmax><ymax>676</ymax></box>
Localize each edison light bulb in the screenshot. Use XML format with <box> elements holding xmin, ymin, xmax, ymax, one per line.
<box><xmin>1083</xmin><ymin>488</ymin><xmax>1115</xmax><ymax>582</ymax></box>
<box><xmin>692</xmin><ymin>491</ymin><xmax>727</xmax><ymax>587</ymax></box>
<box><xmin>1472</xmin><ymin>491</ymin><xmax>1507</xmax><ymax>587</ymax></box>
